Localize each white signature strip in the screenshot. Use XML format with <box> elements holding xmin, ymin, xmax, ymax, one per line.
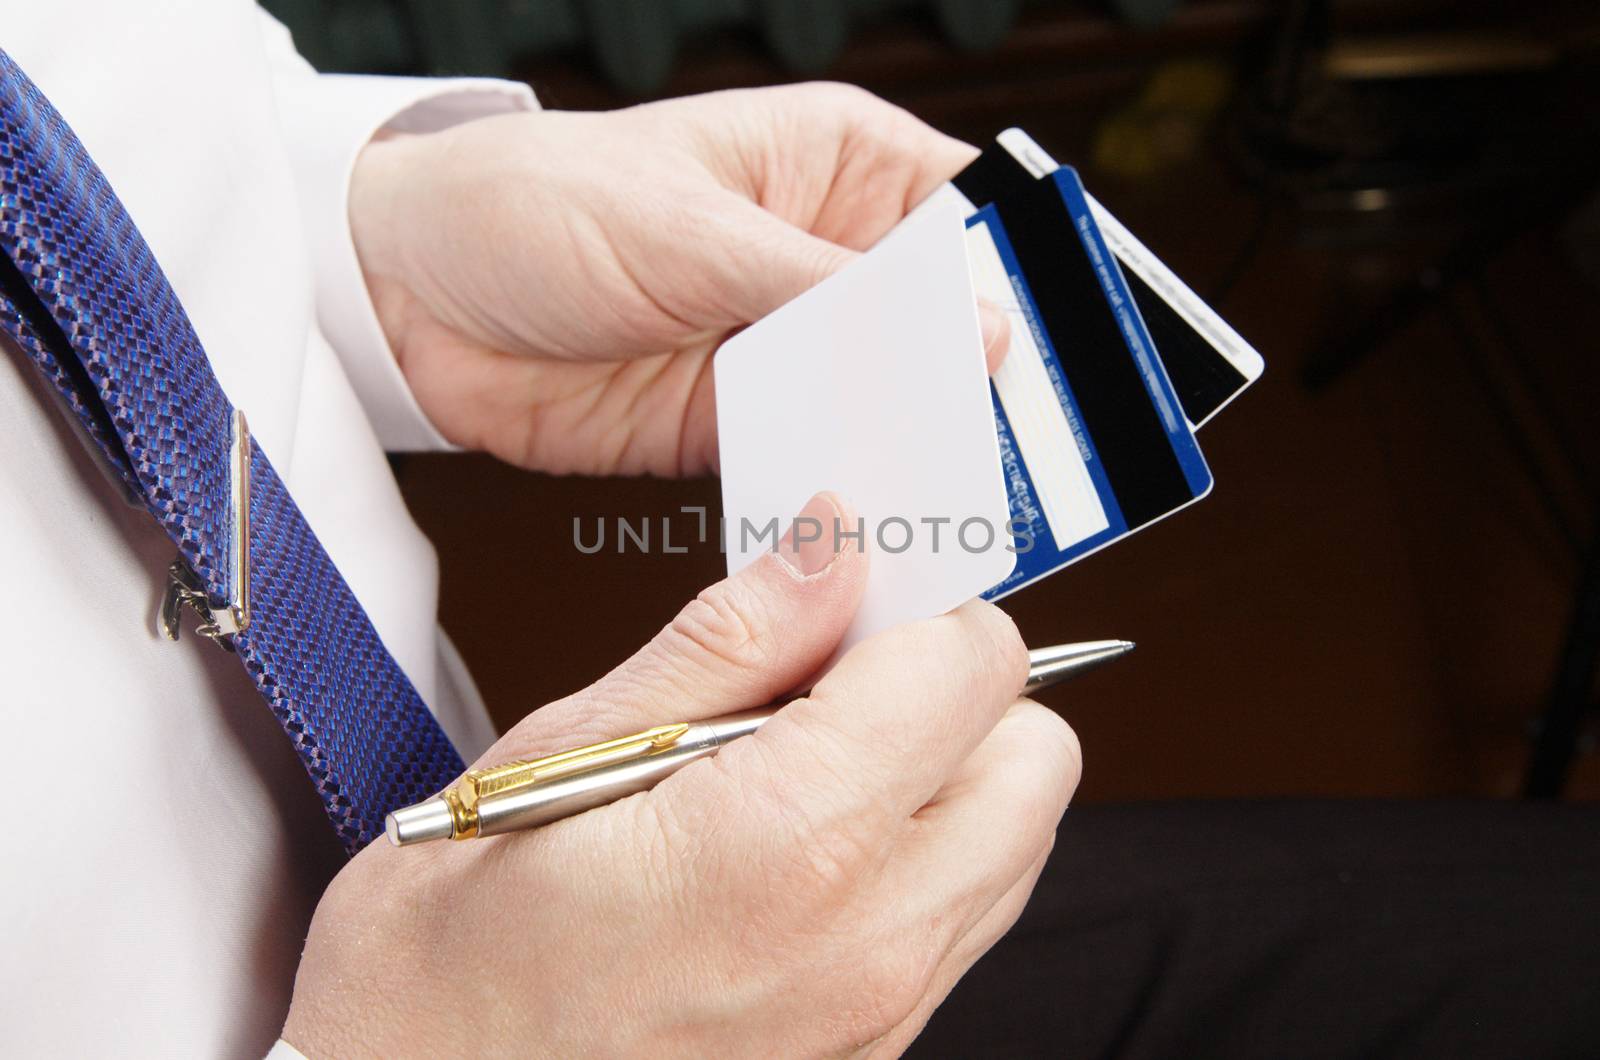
<box><xmin>965</xmin><ymin>219</ymin><xmax>1109</xmax><ymax>552</ymax></box>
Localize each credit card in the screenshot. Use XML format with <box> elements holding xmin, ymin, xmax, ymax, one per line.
<box><xmin>951</xmin><ymin>130</ymin><xmax>1264</xmax><ymax>429</ymax></box>
<box><xmin>967</xmin><ymin>167</ymin><xmax>1213</xmax><ymax>599</ymax></box>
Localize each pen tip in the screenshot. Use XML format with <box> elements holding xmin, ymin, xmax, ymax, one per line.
<box><xmin>1022</xmin><ymin>637</ymin><xmax>1138</xmax><ymax>695</ymax></box>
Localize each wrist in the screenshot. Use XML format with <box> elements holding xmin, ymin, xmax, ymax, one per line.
<box><xmin>349</xmin><ymin>135</ymin><xmax>415</xmax><ymax>331</ymax></box>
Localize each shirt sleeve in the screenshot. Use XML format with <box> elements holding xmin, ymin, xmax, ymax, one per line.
<box><xmin>256</xmin><ymin>11</ymin><xmax>539</xmax><ymax>451</ymax></box>
<box><xmin>265</xmin><ymin>1040</ymin><xmax>308</xmax><ymax>1060</ymax></box>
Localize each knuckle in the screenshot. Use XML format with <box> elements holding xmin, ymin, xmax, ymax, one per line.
<box><xmin>783</xmin><ymin>691</ymin><xmax>908</xmax><ymax>811</ymax></box>
<box><xmin>975</xmin><ymin>604</ymin><xmax>1030</xmax><ymax>690</ymax></box>
<box><xmin>786</xmin><ymin>686</ymin><xmax>879</xmax><ymax>766</ymax></box>
<box><xmin>1051</xmin><ymin>715</ymin><xmax>1085</xmax><ymax>793</ymax></box>
<box><xmin>798</xmin><ymin>80</ymin><xmax>879</xmax><ymax>110</ymax></box>
<box><xmin>795</xmin><ymin>812</ymin><xmax>883</xmax><ymax>896</ymax></box>
<box><xmin>935</xmin><ymin>602</ymin><xmax>1028</xmax><ymax>706</ymax></box>
<box><xmin>486</xmin><ymin>688</ymin><xmax>632</xmax><ymax>762</ymax></box>
<box><xmin>789</xmin><ymin>81</ymin><xmax>919</xmax><ymax>140</ymax></box>
<box><xmin>662</xmin><ymin>579</ymin><xmax>776</xmax><ymax>676</ymax></box>
<box><xmin>1011</xmin><ymin>702</ymin><xmax>1084</xmax><ymax>815</ymax></box>
<box><xmin>758</xmin><ymin>824</ymin><xmax>876</xmax><ymax>913</ymax></box>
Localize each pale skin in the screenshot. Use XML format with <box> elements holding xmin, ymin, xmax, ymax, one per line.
<box><xmin>347</xmin><ymin>82</ymin><xmax>1009</xmax><ymax>475</ymax></box>
<box><xmin>284</xmin><ymin>85</ymin><xmax>1079</xmax><ymax>1057</ymax></box>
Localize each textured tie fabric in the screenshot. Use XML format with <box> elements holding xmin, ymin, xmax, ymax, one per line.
<box><xmin>0</xmin><ymin>48</ymin><xmax>464</xmax><ymax>853</ymax></box>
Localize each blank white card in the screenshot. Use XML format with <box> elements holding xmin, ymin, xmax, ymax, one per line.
<box><xmin>716</xmin><ymin>203</ymin><xmax>1015</xmax><ymax>652</ymax></box>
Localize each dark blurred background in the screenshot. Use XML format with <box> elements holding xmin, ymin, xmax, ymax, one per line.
<box><xmin>265</xmin><ymin>0</ymin><xmax>1600</xmax><ymax>803</ymax></box>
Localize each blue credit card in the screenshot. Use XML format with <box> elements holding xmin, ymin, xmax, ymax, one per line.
<box><xmin>968</xmin><ymin>167</ymin><xmax>1213</xmax><ymax>599</ymax></box>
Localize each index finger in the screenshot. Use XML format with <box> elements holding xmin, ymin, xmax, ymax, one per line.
<box><xmin>712</xmin><ymin>599</ymin><xmax>1030</xmax><ymax>828</ymax></box>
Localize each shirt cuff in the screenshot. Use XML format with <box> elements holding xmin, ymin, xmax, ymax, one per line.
<box><xmin>274</xmin><ymin>74</ymin><xmax>539</xmax><ymax>451</ymax></box>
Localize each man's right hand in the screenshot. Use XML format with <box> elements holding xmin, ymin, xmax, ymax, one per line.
<box><xmin>282</xmin><ymin>493</ymin><xmax>1081</xmax><ymax>1058</ymax></box>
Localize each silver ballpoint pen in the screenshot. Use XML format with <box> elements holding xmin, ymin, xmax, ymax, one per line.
<box><xmin>387</xmin><ymin>639</ymin><xmax>1134</xmax><ymax>847</ymax></box>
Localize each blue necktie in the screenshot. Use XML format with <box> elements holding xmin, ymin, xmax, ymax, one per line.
<box><xmin>0</xmin><ymin>49</ymin><xmax>465</xmax><ymax>853</ymax></box>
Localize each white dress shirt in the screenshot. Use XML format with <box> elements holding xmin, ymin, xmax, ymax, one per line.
<box><xmin>0</xmin><ymin>4</ymin><xmax>534</xmax><ymax>1054</ymax></box>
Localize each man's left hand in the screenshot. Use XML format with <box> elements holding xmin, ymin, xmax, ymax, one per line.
<box><xmin>349</xmin><ymin>83</ymin><xmax>1007</xmax><ymax>475</ymax></box>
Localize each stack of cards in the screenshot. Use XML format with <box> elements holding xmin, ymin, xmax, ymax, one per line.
<box><xmin>716</xmin><ymin>127</ymin><xmax>1262</xmax><ymax>649</ymax></box>
<box><xmin>925</xmin><ymin>129</ymin><xmax>1264</xmax><ymax>598</ymax></box>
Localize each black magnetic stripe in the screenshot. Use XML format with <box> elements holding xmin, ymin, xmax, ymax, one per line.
<box><xmin>1125</xmin><ymin>269</ymin><xmax>1247</xmax><ymax>425</ymax></box>
<box><xmin>955</xmin><ymin>141</ymin><xmax>1247</xmax><ymax>427</ymax></box>
<box><xmin>987</xmin><ymin>177</ymin><xmax>1196</xmax><ymax>528</ymax></box>
<box><xmin>953</xmin><ymin>142</ymin><xmax>1035</xmax><ymax>207</ymax></box>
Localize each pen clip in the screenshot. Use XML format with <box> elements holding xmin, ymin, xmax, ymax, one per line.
<box><xmin>442</xmin><ymin>722</ymin><xmax>690</xmax><ymax>839</ymax></box>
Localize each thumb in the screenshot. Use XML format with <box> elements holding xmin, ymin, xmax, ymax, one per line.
<box><xmin>703</xmin><ymin>198</ymin><xmax>859</xmax><ymax>325</ymax></box>
<box><xmin>482</xmin><ymin>492</ymin><xmax>868</xmax><ymax>765</ymax></box>
<box><xmin>707</xmin><ymin>200</ymin><xmax>1011</xmax><ymax>375</ymax></box>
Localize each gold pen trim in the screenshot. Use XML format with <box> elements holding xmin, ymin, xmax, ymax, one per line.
<box><xmin>443</xmin><ymin>723</ymin><xmax>691</xmax><ymax>840</ymax></box>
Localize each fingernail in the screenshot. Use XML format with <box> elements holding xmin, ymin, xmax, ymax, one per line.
<box><xmin>777</xmin><ymin>492</ymin><xmax>842</xmax><ymax>577</ymax></box>
<box><xmin>977</xmin><ymin>299</ymin><xmax>1010</xmax><ymax>365</ymax></box>
<box><xmin>972</xmin><ymin>299</ymin><xmax>998</xmax><ymax>352</ymax></box>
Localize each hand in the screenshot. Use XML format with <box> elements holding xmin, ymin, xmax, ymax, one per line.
<box><xmin>282</xmin><ymin>494</ymin><xmax>1081</xmax><ymax>1057</ymax></box>
<box><xmin>349</xmin><ymin>84</ymin><xmax>1008</xmax><ymax>476</ymax></box>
